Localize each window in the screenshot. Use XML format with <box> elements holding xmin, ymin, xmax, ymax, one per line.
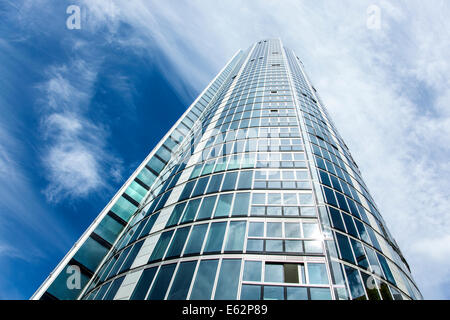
<box><xmin>196</xmin><ymin>195</ymin><xmax>217</xmax><ymax>220</ymax></box>
<box><xmin>130</xmin><ymin>267</ymin><xmax>157</xmax><ymax>299</ymax></box>
<box><xmin>167</xmin><ymin>261</ymin><xmax>197</xmax><ymax>300</ymax></box>
<box><xmin>214</xmin><ymin>259</ymin><xmax>241</xmax><ymax>300</ymax></box>
<box><xmin>231</xmin><ymin>193</ymin><xmax>250</xmax><ymax>216</ymax></box>
<box><xmin>203</xmin><ymin>222</ymin><xmax>227</xmax><ymax>253</ymax></box>
<box><xmin>147</xmin><ymin>264</ymin><xmax>176</xmax><ymax>300</ymax></box>
<box><xmin>241</xmin><ymin>285</ymin><xmax>261</xmax><ymax>300</ymax></box>
<box><xmin>190</xmin><ymin>260</ymin><xmax>218</xmax><ymax>300</ymax></box>
<box><xmin>248</xmin><ymin>222</ymin><xmax>264</xmax><ymax>237</ymax></box>
<box><xmin>149</xmin><ymin>230</ymin><xmax>174</xmax><ymax>262</ymax></box>
<box><xmin>266</xmin><ymin>222</ymin><xmax>282</xmax><ymax>237</ymax></box>
<box><xmin>264</xmin><ymin>263</ymin><xmax>284</xmax><ymax>283</ymax></box>
<box><xmin>224</xmin><ymin>221</ymin><xmax>246</xmax><ymax>251</ymax></box>
<box><xmin>165</xmin><ymin>226</ymin><xmax>190</xmax><ymax>258</ymax></box>
<box><xmin>181</xmin><ymin>199</ymin><xmax>201</xmax><ymax>223</ymax></box>
<box><xmin>243</xmin><ymin>260</ymin><xmax>262</xmax><ymax>281</ymax></box>
<box><xmin>214</xmin><ymin>194</ymin><xmax>233</xmax><ymax>217</ymax></box>
<box><xmin>184</xmin><ymin>224</ymin><xmax>208</xmax><ymax>255</ymax></box>
<box><xmin>308</xmin><ymin>263</ymin><xmax>329</xmax><ymax>284</ymax></box>
<box><xmin>336</xmin><ymin>233</ymin><xmax>355</xmax><ymax>264</ymax></box>
<box><xmin>285</xmin><ymin>223</ymin><xmax>300</xmax><ymax>238</ymax></box>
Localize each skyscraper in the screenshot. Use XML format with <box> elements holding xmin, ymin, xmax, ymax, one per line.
<box><xmin>32</xmin><ymin>39</ymin><xmax>422</xmax><ymax>300</ymax></box>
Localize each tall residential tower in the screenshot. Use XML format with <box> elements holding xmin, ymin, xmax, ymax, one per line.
<box><xmin>33</xmin><ymin>39</ymin><xmax>422</xmax><ymax>300</ymax></box>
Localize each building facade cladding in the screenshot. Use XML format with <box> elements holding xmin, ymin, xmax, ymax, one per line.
<box><xmin>33</xmin><ymin>39</ymin><xmax>422</xmax><ymax>301</ymax></box>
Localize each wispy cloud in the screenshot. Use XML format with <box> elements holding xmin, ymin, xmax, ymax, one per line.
<box><xmin>77</xmin><ymin>0</ymin><xmax>450</xmax><ymax>298</ymax></box>
<box><xmin>38</xmin><ymin>59</ymin><xmax>122</xmax><ymax>202</ymax></box>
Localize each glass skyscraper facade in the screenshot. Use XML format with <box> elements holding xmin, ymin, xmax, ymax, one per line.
<box><xmin>32</xmin><ymin>39</ymin><xmax>422</xmax><ymax>301</ymax></box>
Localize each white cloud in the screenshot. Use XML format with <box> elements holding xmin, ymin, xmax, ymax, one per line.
<box><xmin>76</xmin><ymin>0</ymin><xmax>450</xmax><ymax>298</ymax></box>
<box><xmin>39</xmin><ymin>59</ymin><xmax>122</xmax><ymax>202</ymax></box>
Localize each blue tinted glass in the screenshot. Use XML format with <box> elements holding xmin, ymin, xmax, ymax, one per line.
<box><xmin>181</xmin><ymin>199</ymin><xmax>201</xmax><ymax>223</ymax></box>
<box><xmin>190</xmin><ymin>260</ymin><xmax>219</xmax><ymax>300</ymax></box>
<box><xmin>184</xmin><ymin>224</ymin><xmax>208</xmax><ymax>255</ymax></box>
<box><xmin>308</xmin><ymin>263</ymin><xmax>329</xmax><ymax>284</ymax></box>
<box><xmin>166</xmin><ymin>203</ymin><xmax>187</xmax><ymax>227</ymax></box>
<box><xmin>192</xmin><ymin>176</ymin><xmax>210</xmax><ymax>197</ymax></box>
<box><xmin>224</xmin><ymin>221</ymin><xmax>246</xmax><ymax>251</ymax></box>
<box><xmin>206</xmin><ymin>174</ymin><xmax>223</xmax><ymax>194</ymax></box>
<box><xmin>237</xmin><ymin>170</ymin><xmax>253</xmax><ymax>190</ymax></box>
<box><xmin>214</xmin><ymin>194</ymin><xmax>233</xmax><ymax>217</ymax></box>
<box><xmin>350</xmin><ymin>239</ymin><xmax>369</xmax><ymax>269</ymax></box>
<box><xmin>267</xmin><ymin>222</ymin><xmax>282</xmax><ymax>237</ymax></box>
<box><xmin>149</xmin><ymin>230</ymin><xmax>174</xmax><ymax>262</ymax></box>
<box><xmin>197</xmin><ymin>195</ymin><xmax>217</xmax><ymax>220</ymax></box>
<box><xmin>221</xmin><ymin>172</ymin><xmax>238</xmax><ymax>191</ymax></box>
<box><xmin>243</xmin><ymin>261</ymin><xmax>262</xmax><ymax>281</ymax></box>
<box><xmin>147</xmin><ymin>264</ymin><xmax>176</xmax><ymax>300</ymax></box>
<box><xmin>286</xmin><ymin>287</ymin><xmax>308</xmax><ymax>300</ymax></box>
<box><xmin>241</xmin><ymin>285</ymin><xmax>261</xmax><ymax>300</ymax></box>
<box><xmin>231</xmin><ymin>193</ymin><xmax>250</xmax><ymax>216</ymax></box>
<box><xmin>247</xmin><ymin>239</ymin><xmax>264</xmax><ymax>252</ymax></box>
<box><xmin>265</xmin><ymin>264</ymin><xmax>283</xmax><ymax>283</ymax></box>
<box><xmin>204</xmin><ymin>222</ymin><xmax>227</xmax><ymax>253</ymax></box>
<box><xmin>377</xmin><ymin>253</ymin><xmax>396</xmax><ymax>285</ymax></box>
<box><xmin>344</xmin><ymin>265</ymin><xmax>366</xmax><ymax>300</ymax></box>
<box><xmin>323</xmin><ymin>187</ymin><xmax>337</xmax><ymax>207</ymax></box>
<box><xmin>167</xmin><ymin>261</ymin><xmax>197</xmax><ymax>300</ymax></box>
<box><xmin>130</xmin><ymin>267</ymin><xmax>157</xmax><ymax>300</ymax></box>
<box><xmin>266</xmin><ymin>240</ymin><xmax>283</xmax><ymax>252</ymax></box>
<box><xmin>336</xmin><ymin>233</ymin><xmax>355</xmax><ymax>264</ymax></box>
<box><xmin>214</xmin><ymin>259</ymin><xmax>241</xmax><ymax>299</ymax></box>
<box><xmin>103</xmin><ymin>276</ymin><xmax>125</xmax><ymax>300</ymax></box>
<box><xmin>248</xmin><ymin>222</ymin><xmax>264</xmax><ymax>237</ymax></box>
<box><xmin>310</xmin><ymin>287</ymin><xmax>332</xmax><ymax>300</ymax></box>
<box><xmin>263</xmin><ymin>286</ymin><xmax>284</xmax><ymax>300</ymax></box>
<box><xmin>165</xmin><ymin>226</ymin><xmax>190</xmax><ymax>258</ymax></box>
<box><xmin>342</xmin><ymin>213</ymin><xmax>358</xmax><ymax>237</ymax></box>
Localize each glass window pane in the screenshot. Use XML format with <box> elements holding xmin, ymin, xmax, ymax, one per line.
<box><xmin>285</xmin><ymin>240</ymin><xmax>303</xmax><ymax>253</ymax></box>
<box><xmin>304</xmin><ymin>240</ymin><xmax>323</xmax><ymax>254</ymax></box>
<box><xmin>344</xmin><ymin>265</ymin><xmax>367</xmax><ymax>300</ymax></box>
<box><xmin>246</xmin><ymin>239</ymin><xmax>264</xmax><ymax>252</ymax></box>
<box><xmin>224</xmin><ymin>221</ymin><xmax>247</xmax><ymax>251</ymax></box>
<box><xmin>285</xmin><ymin>223</ymin><xmax>300</xmax><ymax>238</ymax></box>
<box><xmin>336</xmin><ymin>233</ymin><xmax>355</xmax><ymax>264</ymax></box>
<box><xmin>165</xmin><ymin>226</ymin><xmax>190</xmax><ymax>258</ymax></box>
<box><xmin>190</xmin><ymin>260</ymin><xmax>219</xmax><ymax>300</ymax></box>
<box><xmin>286</xmin><ymin>287</ymin><xmax>308</xmax><ymax>300</ymax></box>
<box><xmin>214</xmin><ymin>259</ymin><xmax>241</xmax><ymax>300</ymax></box>
<box><xmin>284</xmin><ymin>264</ymin><xmax>299</xmax><ymax>284</ymax></box>
<box><xmin>231</xmin><ymin>193</ymin><xmax>250</xmax><ymax>216</ymax></box>
<box><xmin>266</xmin><ymin>240</ymin><xmax>283</xmax><ymax>252</ymax></box>
<box><xmin>237</xmin><ymin>170</ymin><xmax>253</xmax><ymax>190</ymax></box>
<box><xmin>181</xmin><ymin>199</ymin><xmax>201</xmax><ymax>223</ymax></box>
<box><xmin>103</xmin><ymin>276</ymin><xmax>125</xmax><ymax>300</ymax></box>
<box><xmin>303</xmin><ymin>223</ymin><xmax>320</xmax><ymax>238</ymax></box>
<box><xmin>192</xmin><ymin>176</ymin><xmax>209</xmax><ymax>197</ymax></box>
<box><xmin>308</xmin><ymin>263</ymin><xmax>329</xmax><ymax>284</ymax></box>
<box><xmin>167</xmin><ymin>261</ymin><xmax>197</xmax><ymax>300</ymax></box>
<box><xmin>149</xmin><ymin>230</ymin><xmax>174</xmax><ymax>262</ymax></box>
<box><xmin>130</xmin><ymin>267</ymin><xmax>157</xmax><ymax>299</ymax></box>
<box><xmin>197</xmin><ymin>195</ymin><xmax>217</xmax><ymax>220</ymax></box>
<box><xmin>221</xmin><ymin>172</ymin><xmax>238</xmax><ymax>191</ymax></box>
<box><xmin>206</xmin><ymin>174</ymin><xmax>223</xmax><ymax>194</ymax></box>
<box><xmin>166</xmin><ymin>203</ymin><xmax>187</xmax><ymax>227</ymax></box>
<box><xmin>147</xmin><ymin>264</ymin><xmax>176</xmax><ymax>300</ymax></box>
<box><xmin>203</xmin><ymin>222</ymin><xmax>227</xmax><ymax>253</ymax></box>
<box><xmin>184</xmin><ymin>224</ymin><xmax>208</xmax><ymax>255</ymax></box>
<box><xmin>241</xmin><ymin>285</ymin><xmax>261</xmax><ymax>300</ymax></box>
<box><xmin>263</xmin><ymin>286</ymin><xmax>284</xmax><ymax>300</ymax></box>
<box><xmin>267</xmin><ymin>222</ymin><xmax>282</xmax><ymax>237</ymax></box>
<box><xmin>248</xmin><ymin>222</ymin><xmax>264</xmax><ymax>237</ymax></box>
<box><xmin>243</xmin><ymin>261</ymin><xmax>262</xmax><ymax>281</ymax></box>
<box><xmin>310</xmin><ymin>287</ymin><xmax>332</xmax><ymax>300</ymax></box>
<box><xmin>265</xmin><ymin>264</ymin><xmax>283</xmax><ymax>283</ymax></box>
<box><xmin>214</xmin><ymin>194</ymin><xmax>233</xmax><ymax>218</ymax></box>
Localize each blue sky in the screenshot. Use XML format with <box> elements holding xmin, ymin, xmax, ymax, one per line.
<box><xmin>0</xmin><ymin>0</ymin><xmax>449</xmax><ymax>299</ymax></box>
